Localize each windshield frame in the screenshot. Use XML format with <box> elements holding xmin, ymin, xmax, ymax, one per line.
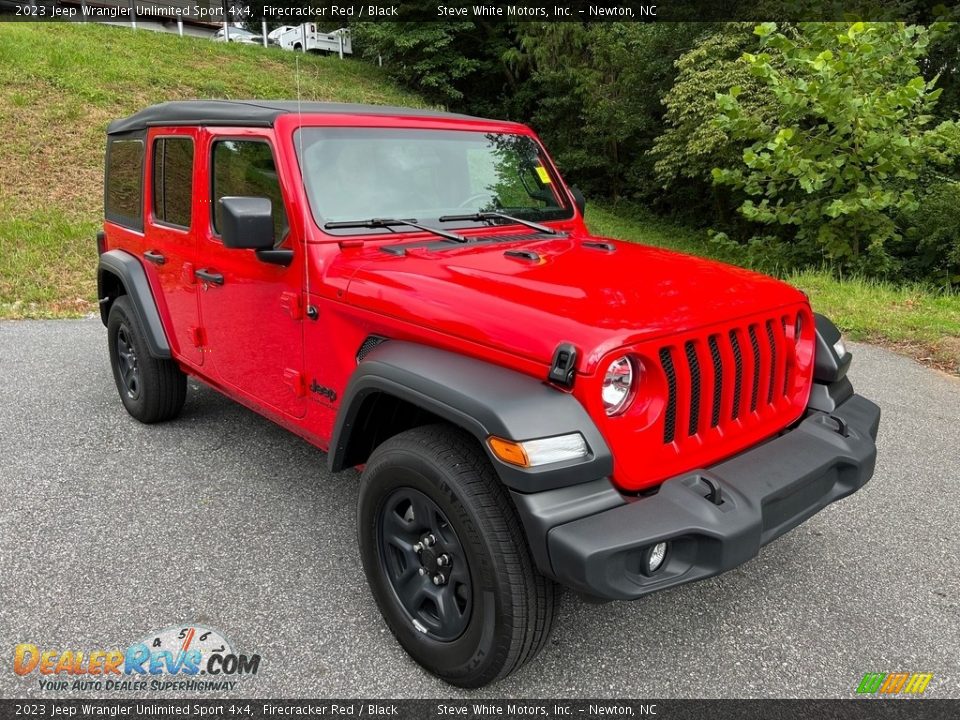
<box><xmin>291</xmin><ymin>125</ymin><xmax>575</xmax><ymax>239</ymax></box>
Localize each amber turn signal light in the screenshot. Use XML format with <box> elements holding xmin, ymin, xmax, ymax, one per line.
<box><xmin>487</xmin><ymin>437</ymin><xmax>530</xmax><ymax>467</ymax></box>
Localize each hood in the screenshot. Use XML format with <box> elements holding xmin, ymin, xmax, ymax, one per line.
<box><xmin>339</xmin><ymin>231</ymin><xmax>808</xmax><ymax>374</ymax></box>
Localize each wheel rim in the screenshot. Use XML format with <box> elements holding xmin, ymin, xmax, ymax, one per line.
<box><xmin>376</xmin><ymin>487</ymin><xmax>472</xmax><ymax>641</ymax></box>
<box><xmin>115</xmin><ymin>325</ymin><xmax>141</xmax><ymax>401</ymax></box>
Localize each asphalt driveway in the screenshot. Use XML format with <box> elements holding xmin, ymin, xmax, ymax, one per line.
<box><xmin>1</xmin><ymin>319</ymin><xmax>958</xmax><ymax>698</ymax></box>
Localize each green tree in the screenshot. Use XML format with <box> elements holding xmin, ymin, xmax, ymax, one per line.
<box><xmin>651</xmin><ymin>24</ymin><xmax>770</xmax><ymax>223</ymax></box>
<box><xmin>509</xmin><ymin>23</ymin><xmax>706</xmax><ymax>200</ymax></box>
<box><xmin>351</xmin><ymin>22</ymin><xmax>486</xmax><ymax>105</ymax></box>
<box><xmin>712</xmin><ymin>22</ymin><xmax>959</xmax><ymax>273</ymax></box>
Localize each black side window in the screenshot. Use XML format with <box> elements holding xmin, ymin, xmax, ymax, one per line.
<box><xmin>212</xmin><ymin>140</ymin><xmax>288</xmax><ymax>245</ymax></box>
<box><xmin>105</xmin><ymin>138</ymin><xmax>144</xmax><ymax>228</ymax></box>
<box><xmin>152</xmin><ymin>137</ymin><xmax>194</xmax><ymax>228</ymax></box>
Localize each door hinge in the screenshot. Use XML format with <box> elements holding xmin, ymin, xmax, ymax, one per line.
<box><xmin>280</xmin><ymin>291</ymin><xmax>303</xmax><ymax>320</ymax></box>
<box><xmin>283</xmin><ymin>368</ymin><xmax>306</xmax><ymax>397</ymax></box>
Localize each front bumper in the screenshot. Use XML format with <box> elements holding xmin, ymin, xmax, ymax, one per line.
<box><xmin>511</xmin><ymin>393</ymin><xmax>880</xmax><ymax>601</ymax></box>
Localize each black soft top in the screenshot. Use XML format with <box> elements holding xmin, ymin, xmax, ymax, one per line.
<box><xmin>107</xmin><ymin>100</ymin><xmax>483</xmax><ymax>135</ymax></box>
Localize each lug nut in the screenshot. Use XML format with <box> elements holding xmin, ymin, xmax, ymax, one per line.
<box><xmin>425</xmin><ymin>534</ymin><xmax>436</xmax><ymax>547</ymax></box>
<box><xmin>413</xmin><ymin>542</ymin><xmax>423</xmax><ymax>552</ymax></box>
<box><xmin>418</xmin><ymin>567</ymin><xmax>427</xmax><ymax>576</ymax></box>
<box><xmin>432</xmin><ymin>573</ymin><xmax>445</xmax><ymax>585</ymax></box>
<box><xmin>437</xmin><ymin>554</ymin><xmax>450</xmax><ymax>567</ymax></box>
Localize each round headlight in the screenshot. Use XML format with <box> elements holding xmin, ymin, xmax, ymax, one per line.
<box><xmin>601</xmin><ymin>356</ymin><xmax>635</xmax><ymax>416</ymax></box>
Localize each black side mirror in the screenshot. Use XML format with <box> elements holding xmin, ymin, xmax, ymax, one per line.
<box><xmin>570</xmin><ymin>185</ymin><xmax>586</xmax><ymax>217</ymax></box>
<box><xmin>219</xmin><ymin>196</ymin><xmax>274</xmax><ymax>251</ymax></box>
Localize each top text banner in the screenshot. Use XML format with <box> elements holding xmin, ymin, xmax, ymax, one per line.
<box><xmin>2</xmin><ymin>0</ymin><xmax>956</xmax><ymax>23</ymax></box>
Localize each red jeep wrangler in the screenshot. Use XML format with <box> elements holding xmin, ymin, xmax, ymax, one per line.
<box><xmin>98</xmin><ymin>100</ymin><xmax>880</xmax><ymax>687</ymax></box>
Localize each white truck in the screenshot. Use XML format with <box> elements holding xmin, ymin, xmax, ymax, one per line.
<box><xmin>276</xmin><ymin>24</ymin><xmax>352</xmax><ymax>57</ymax></box>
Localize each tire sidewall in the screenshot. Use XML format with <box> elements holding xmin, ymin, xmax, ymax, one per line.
<box><xmin>107</xmin><ymin>297</ymin><xmax>149</xmax><ymax>418</ymax></box>
<box><xmin>358</xmin><ymin>445</ymin><xmax>511</xmax><ymax>685</ymax></box>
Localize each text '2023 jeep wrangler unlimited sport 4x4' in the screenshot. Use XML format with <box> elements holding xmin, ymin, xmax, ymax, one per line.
<box><xmin>98</xmin><ymin>100</ymin><xmax>880</xmax><ymax>687</ymax></box>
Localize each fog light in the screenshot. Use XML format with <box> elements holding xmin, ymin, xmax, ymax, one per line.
<box><xmin>642</xmin><ymin>542</ymin><xmax>669</xmax><ymax>576</ymax></box>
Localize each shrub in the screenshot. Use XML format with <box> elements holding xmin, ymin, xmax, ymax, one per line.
<box><xmin>712</xmin><ymin>22</ymin><xmax>960</xmax><ymax>276</ymax></box>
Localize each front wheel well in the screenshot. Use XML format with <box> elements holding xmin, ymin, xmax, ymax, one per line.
<box><xmin>338</xmin><ymin>392</ymin><xmax>454</xmax><ymax>470</ymax></box>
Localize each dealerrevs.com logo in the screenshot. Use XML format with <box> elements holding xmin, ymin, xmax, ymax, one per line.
<box><xmin>856</xmin><ymin>672</ymin><xmax>934</xmax><ymax>696</ymax></box>
<box><xmin>13</xmin><ymin>625</ymin><xmax>261</xmax><ymax>692</ymax></box>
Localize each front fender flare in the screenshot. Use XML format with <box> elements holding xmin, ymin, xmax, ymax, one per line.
<box><xmin>328</xmin><ymin>341</ymin><xmax>612</xmax><ymax>493</ymax></box>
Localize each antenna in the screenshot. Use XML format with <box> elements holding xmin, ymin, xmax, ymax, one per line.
<box><xmin>296</xmin><ymin>55</ymin><xmax>313</xmax><ymax>313</ymax></box>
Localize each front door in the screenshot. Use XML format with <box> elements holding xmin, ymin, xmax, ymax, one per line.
<box><xmin>197</xmin><ymin>130</ymin><xmax>306</xmax><ymax>418</ymax></box>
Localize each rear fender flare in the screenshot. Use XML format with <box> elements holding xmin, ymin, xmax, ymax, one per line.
<box><xmin>97</xmin><ymin>249</ymin><xmax>171</xmax><ymax>359</ymax></box>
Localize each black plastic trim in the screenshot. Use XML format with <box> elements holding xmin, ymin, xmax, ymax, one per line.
<box><xmin>510</xmin><ymin>479</ymin><xmax>625</xmax><ymax>574</ymax></box>
<box><xmin>582</xmin><ymin>241</ymin><xmax>614</xmax><ymax>252</ymax></box>
<box><xmin>813</xmin><ymin>313</ymin><xmax>852</xmax><ymax>383</ymax></box>
<box><xmin>256</xmin><ymin>249</ymin><xmax>294</xmax><ymax>266</ymax></box>
<box><xmin>807</xmin><ymin>376</ymin><xmax>854</xmax><ymax>412</ymax></box>
<box><xmin>513</xmin><ymin>393</ymin><xmax>880</xmax><ymax>600</ymax></box>
<box><xmin>504</xmin><ymin>249</ymin><xmax>541</xmax><ymax>262</ymax></box>
<box><xmin>97</xmin><ymin>249</ymin><xmax>171</xmax><ymax>359</ymax></box>
<box><xmin>108</xmin><ymin>100</ymin><xmax>481</xmax><ymax>136</ymax></box>
<box><xmin>329</xmin><ymin>341</ymin><xmax>612</xmax><ymax>492</ymax></box>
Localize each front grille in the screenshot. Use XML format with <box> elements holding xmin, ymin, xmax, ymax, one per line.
<box><xmin>658</xmin><ymin>311</ymin><xmax>798</xmax><ymax>445</ymax></box>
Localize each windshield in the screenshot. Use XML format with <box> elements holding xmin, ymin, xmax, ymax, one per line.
<box><xmin>295</xmin><ymin>128</ymin><xmax>573</xmax><ymax>235</ymax></box>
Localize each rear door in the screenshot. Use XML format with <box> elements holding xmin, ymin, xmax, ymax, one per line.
<box><xmin>196</xmin><ymin>129</ymin><xmax>306</xmax><ymax>418</ymax></box>
<box><xmin>143</xmin><ymin>128</ymin><xmax>203</xmax><ymax>366</ymax></box>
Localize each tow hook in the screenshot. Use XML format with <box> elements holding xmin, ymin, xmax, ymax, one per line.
<box><xmin>827</xmin><ymin>414</ymin><xmax>850</xmax><ymax>437</ymax></box>
<box><xmin>700</xmin><ymin>475</ymin><xmax>724</xmax><ymax>506</ymax></box>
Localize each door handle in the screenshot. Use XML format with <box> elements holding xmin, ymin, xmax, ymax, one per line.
<box><xmin>195</xmin><ymin>269</ymin><xmax>224</xmax><ymax>286</ymax></box>
<box><xmin>143</xmin><ymin>250</ymin><xmax>166</xmax><ymax>265</ymax></box>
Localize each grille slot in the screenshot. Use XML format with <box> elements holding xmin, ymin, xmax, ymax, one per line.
<box><xmin>782</xmin><ymin>316</ymin><xmax>791</xmax><ymax>396</ymax></box>
<box><xmin>685</xmin><ymin>341</ymin><xmax>701</xmax><ymax>437</ymax></box>
<box><xmin>766</xmin><ymin>320</ymin><xmax>778</xmax><ymax>405</ymax></box>
<box><xmin>708</xmin><ymin>335</ymin><xmax>723</xmax><ymax>428</ymax></box>
<box><xmin>748</xmin><ymin>325</ymin><xmax>761</xmax><ymax>412</ymax></box>
<box><xmin>660</xmin><ymin>347</ymin><xmax>677</xmax><ymax>444</ymax></box>
<box><xmin>729</xmin><ymin>330</ymin><xmax>743</xmax><ymax>420</ymax></box>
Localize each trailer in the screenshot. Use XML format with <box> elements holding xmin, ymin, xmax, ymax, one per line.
<box><xmin>277</xmin><ymin>25</ymin><xmax>351</xmax><ymax>57</ymax></box>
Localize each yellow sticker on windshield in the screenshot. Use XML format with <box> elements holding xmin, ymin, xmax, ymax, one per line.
<box><xmin>535</xmin><ymin>166</ymin><xmax>552</xmax><ymax>184</ymax></box>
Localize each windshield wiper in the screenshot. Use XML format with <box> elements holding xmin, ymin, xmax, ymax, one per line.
<box><xmin>437</xmin><ymin>211</ymin><xmax>559</xmax><ymax>235</ymax></box>
<box><xmin>323</xmin><ymin>217</ymin><xmax>467</xmax><ymax>243</ymax></box>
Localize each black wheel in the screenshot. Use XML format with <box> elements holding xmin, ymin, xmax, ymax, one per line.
<box><xmin>107</xmin><ymin>295</ymin><xmax>186</xmax><ymax>424</ymax></box>
<box><xmin>358</xmin><ymin>424</ymin><xmax>557</xmax><ymax>687</ymax></box>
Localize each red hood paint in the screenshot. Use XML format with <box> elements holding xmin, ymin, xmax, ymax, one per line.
<box><xmin>338</xmin><ymin>230</ymin><xmax>807</xmax><ymax>375</ymax></box>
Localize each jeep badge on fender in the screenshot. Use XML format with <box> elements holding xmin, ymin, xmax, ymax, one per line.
<box><xmin>97</xmin><ymin>100</ymin><xmax>880</xmax><ymax>688</ymax></box>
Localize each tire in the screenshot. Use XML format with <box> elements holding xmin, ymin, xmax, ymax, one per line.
<box><xmin>107</xmin><ymin>295</ymin><xmax>186</xmax><ymax>424</ymax></box>
<box><xmin>357</xmin><ymin>424</ymin><xmax>557</xmax><ymax>687</ymax></box>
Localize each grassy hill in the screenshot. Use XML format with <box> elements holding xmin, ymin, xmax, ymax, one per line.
<box><xmin>1</xmin><ymin>23</ymin><xmax>957</xmax><ymax>373</ymax></box>
<box><xmin>0</xmin><ymin>22</ymin><xmax>421</xmax><ymax>317</ymax></box>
